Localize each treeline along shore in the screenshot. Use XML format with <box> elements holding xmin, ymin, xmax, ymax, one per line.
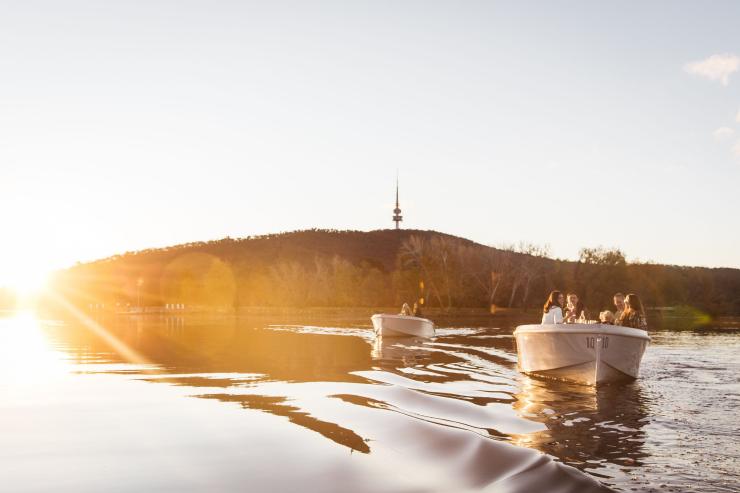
<box><xmin>36</xmin><ymin>229</ymin><xmax>740</xmax><ymax>316</ymax></box>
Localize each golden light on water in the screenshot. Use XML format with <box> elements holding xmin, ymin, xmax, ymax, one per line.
<box><xmin>0</xmin><ymin>307</ymin><xmax>150</xmax><ymax>383</ymax></box>
<box><xmin>0</xmin><ymin>311</ymin><xmax>65</xmax><ymax>382</ymax></box>
<box><xmin>46</xmin><ymin>291</ymin><xmax>155</xmax><ymax>369</ymax></box>
<box><xmin>0</xmin><ymin>283</ymin><xmax>155</xmax><ymax>374</ymax></box>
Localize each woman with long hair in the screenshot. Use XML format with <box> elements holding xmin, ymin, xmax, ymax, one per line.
<box><xmin>617</xmin><ymin>293</ymin><xmax>648</xmax><ymax>330</ymax></box>
<box><xmin>564</xmin><ymin>293</ymin><xmax>588</xmax><ymax>323</ymax></box>
<box><xmin>541</xmin><ymin>290</ymin><xmax>565</xmax><ymax>324</ymax></box>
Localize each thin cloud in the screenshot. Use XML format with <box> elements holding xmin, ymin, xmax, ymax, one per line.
<box><xmin>734</xmin><ymin>141</ymin><xmax>740</xmax><ymax>158</ymax></box>
<box><xmin>714</xmin><ymin>127</ymin><xmax>735</xmax><ymax>141</ymax></box>
<box><xmin>736</xmin><ymin>108</ymin><xmax>740</xmax><ymax>123</ymax></box>
<box><xmin>684</xmin><ymin>54</ymin><xmax>740</xmax><ymax>86</ymax></box>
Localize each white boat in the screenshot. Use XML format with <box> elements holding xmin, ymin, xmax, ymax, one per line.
<box><xmin>513</xmin><ymin>323</ymin><xmax>650</xmax><ymax>386</ymax></box>
<box><xmin>371</xmin><ymin>314</ymin><xmax>435</xmax><ymax>338</ymax></box>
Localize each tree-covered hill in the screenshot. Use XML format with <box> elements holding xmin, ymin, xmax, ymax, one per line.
<box><xmin>47</xmin><ymin>229</ymin><xmax>740</xmax><ymax>315</ymax></box>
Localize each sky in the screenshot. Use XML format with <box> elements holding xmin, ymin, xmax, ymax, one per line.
<box><xmin>1</xmin><ymin>1</ymin><xmax>740</xmax><ymax>288</ymax></box>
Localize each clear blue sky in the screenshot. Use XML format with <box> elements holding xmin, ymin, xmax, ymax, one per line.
<box><xmin>2</xmin><ymin>1</ymin><xmax>739</xmax><ymax>287</ymax></box>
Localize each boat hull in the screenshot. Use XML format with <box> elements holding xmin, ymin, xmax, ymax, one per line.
<box><xmin>371</xmin><ymin>314</ymin><xmax>435</xmax><ymax>338</ymax></box>
<box><xmin>513</xmin><ymin>324</ymin><xmax>649</xmax><ymax>386</ymax></box>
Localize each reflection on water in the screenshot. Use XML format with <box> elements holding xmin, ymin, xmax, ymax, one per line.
<box><xmin>1</xmin><ymin>312</ymin><xmax>738</xmax><ymax>492</ymax></box>
<box><xmin>371</xmin><ymin>336</ymin><xmax>433</xmax><ymax>367</ymax></box>
<box><xmin>512</xmin><ymin>378</ymin><xmax>649</xmax><ymax>478</ymax></box>
<box><xmin>197</xmin><ymin>393</ymin><xmax>372</xmax><ymax>454</ymax></box>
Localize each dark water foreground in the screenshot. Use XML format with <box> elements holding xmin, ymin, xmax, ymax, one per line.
<box><xmin>0</xmin><ymin>312</ymin><xmax>738</xmax><ymax>492</ymax></box>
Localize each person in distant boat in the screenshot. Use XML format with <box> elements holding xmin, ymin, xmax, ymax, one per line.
<box><xmin>599</xmin><ymin>310</ymin><xmax>615</xmax><ymax>325</ymax></box>
<box><xmin>617</xmin><ymin>293</ymin><xmax>648</xmax><ymax>330</ymax></box>
<box><xmin>412</xmin><ymin>302</ymin><xmax>423</xmax><ymax>318</ymax></box>
<box><xmin>564</xmin><ymin>293</ymin><xmax>588</xmax><ymax>323</ymax></box>
<box><xmin>613</xmin><ymin>292</ymin><xmax>626</xmax><ymax>321</ymax></box>
<box><xmin>399</xmin><ymin>303</ymin><xmax>413</xmax><ymax>316</ymax></box>
<box><xmin>541</xmin><ymin>290</ymin><xmax>565</xmax><ymax>324</ymax></box>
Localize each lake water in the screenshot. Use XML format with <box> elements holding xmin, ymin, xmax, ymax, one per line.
<box><xmin>1</xmin><ymin>311</ymin><xmax>738</xmax><ymax>492</ymax></box>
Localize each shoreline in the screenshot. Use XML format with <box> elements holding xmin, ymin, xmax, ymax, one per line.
<box><xmin>17</xmin><ymin>306</ymin><xmax>739</xmax><ymax>329</ymax></box>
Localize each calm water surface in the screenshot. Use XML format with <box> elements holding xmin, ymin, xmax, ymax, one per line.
<box><xmin>0</xmin><ymin>311</ymin><xmax>738</xmax><ymax>492</ymax></box>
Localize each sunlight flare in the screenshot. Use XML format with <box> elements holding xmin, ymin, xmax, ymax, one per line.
<box><xmin>0</xmin><ymin>264</ymin><xmax>50</xmax><ymax>301</ymax></box>
<box><xmin>48</xmin><ymin>291</ymin><xmax>155</xmax><ymax>369</ymax></box>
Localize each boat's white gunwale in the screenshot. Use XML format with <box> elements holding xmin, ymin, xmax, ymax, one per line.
<box><xmin>513</xmin><ymin>323</ymin><xmax>649</xmax><ymax>341</ymax></box>
<box><xmin>371</xmin><ymin>314</ymin><xmax>432</xmax><ymax>324</ymax></box>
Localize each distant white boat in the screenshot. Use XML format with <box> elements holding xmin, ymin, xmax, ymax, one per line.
<box><xmin>513</xmin><ymin>323</ymin><xmax>650</xmax><ymax>386</ymax></box>
<box><xmin>371</xmin><ymin>314</ymin><xmax>435</xmax><ymax>338</ymax></box>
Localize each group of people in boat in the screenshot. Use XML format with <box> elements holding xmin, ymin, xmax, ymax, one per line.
<box><xmin>399</xmin><ymin>302</ymin><xmax>423</xmax><ymax>317</ymax></box>
<box><xmin>542</xmin><ymin>290</ymin><xmax>648</xmax><ymax>330</ymax></box>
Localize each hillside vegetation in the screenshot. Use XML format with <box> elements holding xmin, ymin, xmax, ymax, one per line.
<box><xmin>47</xmin><ymin>229</ymin><xmax>740</xmax><ymax>315</ymax></box>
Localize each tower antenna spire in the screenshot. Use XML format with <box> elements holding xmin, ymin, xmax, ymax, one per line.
<box><xmin>393</xmin><ymin>172</ymin><xmax>403</xmax><ymax>230</ymax></box>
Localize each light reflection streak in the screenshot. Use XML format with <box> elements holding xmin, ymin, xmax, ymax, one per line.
<box><xmin>47</xmin><ymin>291</ymin><xmax>156</xmax><ymax>371</ymax></box>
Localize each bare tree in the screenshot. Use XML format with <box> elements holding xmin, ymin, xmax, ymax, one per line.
<box><xmin>399</xmin><ymin>235</ymin><xmax>445</xmax><ymax>308</ymax></box>
<box><xmin>502</xmin><ymin>242</ymin><xmax>551</xmax><ymax>308</ymax></box>
<box><xmin>468</xmin><ymin>246</ymin><xmax>511</xmax><ymax>309</ymax></box>
<box><xmin>269</xmin><ymin>261</ymin><xmax>308</xmax><ymax>306</ymax></box>
<box><xmin>430</xmin><ymin>235</ymin><xmax>456</xmax><ymax>310</ymax></box>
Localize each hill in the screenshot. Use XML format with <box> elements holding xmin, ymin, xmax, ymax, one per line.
<box><xmin>47</xmin><ymin>229</ymin><xmax>740</xmax><ymax>315</ymax></box>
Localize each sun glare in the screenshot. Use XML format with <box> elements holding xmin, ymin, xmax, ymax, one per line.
<box><xmin>0</xmin><ymin>311</ymin><xmax>66</xmax><ymax>382</ymax></box>
<box><xmin>2</xmin><ymin>267</ymin><xmax>50</xmax><ymax>298</ymax></box>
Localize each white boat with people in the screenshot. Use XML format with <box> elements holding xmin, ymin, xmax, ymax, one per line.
<box><xmin>513</xmin><ymin>323</ymin><xmax>650</xmax><ymax>385</ymax></box>
<box><xmin>371</xmin><ymin>314</ymin><xmax>435</xmax><ymax>338</ymax></box>
<box><xmin>371</xmin><ymin>302</ymin><xmax>436</xmax><ymax>339</ymax></box>
<box><xmin>513</xmin><ymin>290</ymin><xmax>650</xmax><ymax>386</ymax></box>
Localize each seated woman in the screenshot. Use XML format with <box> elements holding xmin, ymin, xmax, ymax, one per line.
<box><xmin>399</xmin><ymin>303</ymin><xmax>413</xmax><ymax>316</ymax></box>
<box><xmin>564</xmin><ymin>293</ymin><xmax>588</xmax><ymax>323</ymax></box>
<box><xmin>412</xmin><ymin>302</ymin><xmax>423</xmax><ymax>318</ymax></box>
<box><xmin>541</xmin><ymin>290</ymin><xmax>565</xmax><ymax>324</ymax></box>
<box><xmin>617</xmin><ymin>293</ymin><xmax>648</xmax><ymax>330</ymax></box>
